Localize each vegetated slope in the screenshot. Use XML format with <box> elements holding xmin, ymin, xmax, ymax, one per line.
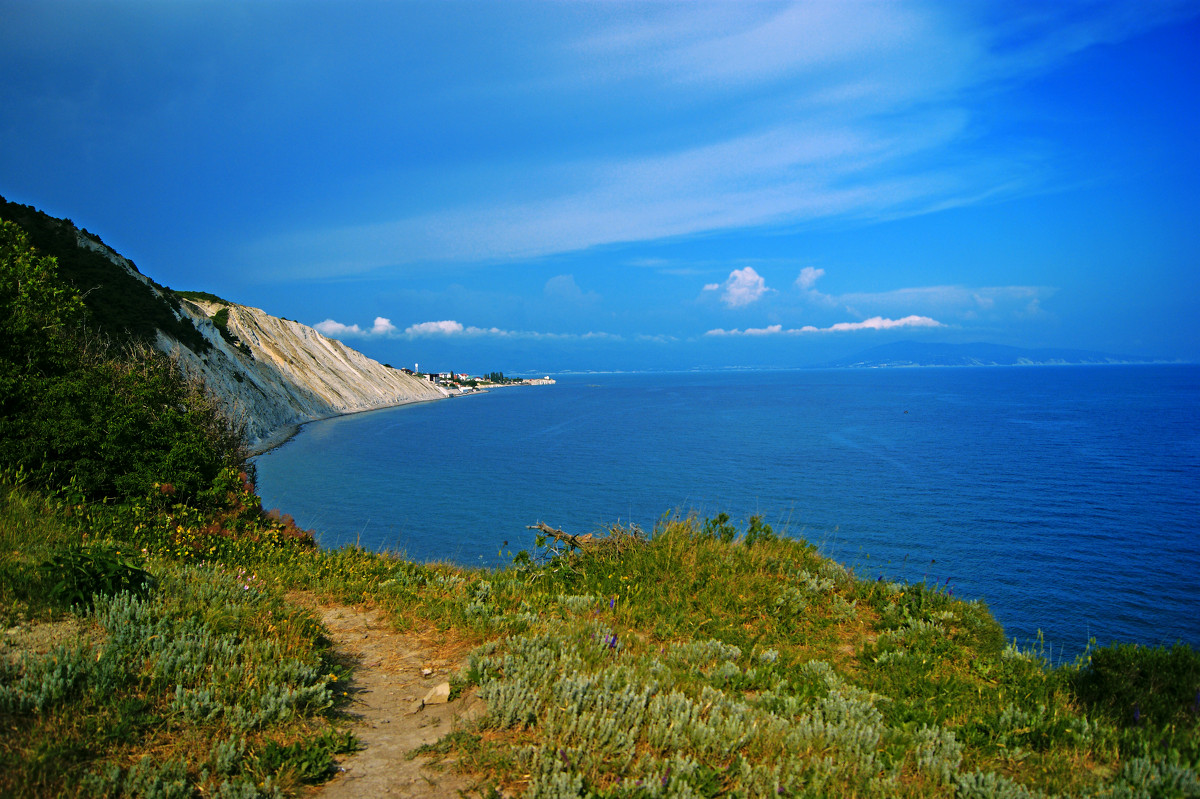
<box><xmin>0</xmin><ymin>195</ymin><xmax>446</xmax><ymax>448</ymax></box>
<box><xmin>0</xmin><ymin>195</ymin><xmax>210</xmax><ymax>353</ymax></box>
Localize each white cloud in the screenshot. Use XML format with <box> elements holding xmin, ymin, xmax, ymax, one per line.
<box><xmin>707</xmin><ymin>315</ymin><xmax>942</xmax><ymax>336</ymax></box>
<box><xmin>405</xmin><ymin>320</ymin><xmax>465</xmax><ymax>336</ymax></box>
<box><xmin>795</xmin><ymin>266</ymin><xmax>825</xmax><ymax>290</ymax></box>
<box><xmin>401</xmin><ymin>320</ymin><xmax>624</xmax><ymax>342</ymax></box>
<box><xmin>314</xmin><ymin>318</ymin><xmax>366</xmax><ymax>338</ymax></box>
<box><xmin>315</xmin><ymin>316</ymin><xmax>398</xmax><ymax>338</ymax></box>
<box><xmin>826</xmin><ymin>315</ymin><xmax>942</xmax><ymax>332</ymax></box>
<box><xmin>316</xmin><ymin>316</ymin><xmax>626</xmax><ymax>342</ymax></box>
<box><xmin>705</xmin><ymin>266</ymin><xmax>772</xmax><ymax>307</ymax></box>
<box><xmin>370</xmin><ymin>317</ymin><xmax>397</xmax><ymax>335</ymax></box>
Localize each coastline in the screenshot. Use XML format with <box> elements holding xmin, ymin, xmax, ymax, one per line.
<box><xmin>246</xmin><ymin>394</ymin><xmax>449</xmax><ymax>458</ymax></box>
<box><xmin>245</xmin><ymin>378</ymin><xmax>530</xmax><ymax>458</ymax></box>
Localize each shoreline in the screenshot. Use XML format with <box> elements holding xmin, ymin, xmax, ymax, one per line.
<box><xmin>246</xmin><ymin>394</ymin><xmax>449</xmax><ymax>458</ymax></box>
<box><xmin>244</xmin><ymin>379</ymin><xmax>517</xmax><ymax>458</ymax></box>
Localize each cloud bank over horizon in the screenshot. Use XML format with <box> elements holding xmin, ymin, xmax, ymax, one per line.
<box><xmin>706</xmin><ymin>315</ymin><xmax>943</xmax><ymax>337</ymax></box>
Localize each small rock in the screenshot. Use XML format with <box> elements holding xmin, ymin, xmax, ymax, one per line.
<box><xmin>457</xmin><ymin>696</ymin><xmax>488</xmax><ymax>724</ymax></box>
<box><xmin>421</xmin><ymin>667</ymin><xmax>433</xmax><ymax>677</ymax></box>
<box><xmin>423</xmin><ymin>682</ymin><xmax>451</xmax><ymax>705</ymax></box>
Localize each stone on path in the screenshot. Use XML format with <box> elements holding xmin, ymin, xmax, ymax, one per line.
<box><xmin>423</xmin><ymin>682</ymin><xmax>451</xmax><ymax>705</ymax></box>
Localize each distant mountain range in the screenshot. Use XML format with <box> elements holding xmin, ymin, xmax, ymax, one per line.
<box><xmin>823</xmin><ymin>341</ymin><xmax>1160</xmax><ymax>369</ymax></box>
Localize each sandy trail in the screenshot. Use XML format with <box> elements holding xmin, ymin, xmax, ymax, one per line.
<box><xmin>302</xmin><ymin>600</ymin><xmax>486</xmax><ymax>798</ymax></box>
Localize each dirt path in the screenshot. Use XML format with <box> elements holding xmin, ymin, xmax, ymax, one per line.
<box><xmin>302</xmin><ymin>600</ymin><xmax>486</xmax><ymax>798</ymax></box>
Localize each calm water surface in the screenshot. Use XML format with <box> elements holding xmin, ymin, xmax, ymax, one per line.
<box><xmin>254</xmin><ymin>365</ymin><xmax>1200</xmax><ymax>659</ymax></box>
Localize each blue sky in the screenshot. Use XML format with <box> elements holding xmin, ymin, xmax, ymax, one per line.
<box><xmin>2</xmin><ymin>1</ymin><xmax>1197</xmax><ymax>373</ymax></box>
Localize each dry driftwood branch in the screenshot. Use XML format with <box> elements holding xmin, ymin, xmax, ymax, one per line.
<box><xmin>526</xmin><ymin>522</ymin><xmax>650</xmax><ymax>556</ymax></box>
<box><xmin>527</xmin><ymin>522</ymin><xmax>594</xmax><ymax>549</ymax></box>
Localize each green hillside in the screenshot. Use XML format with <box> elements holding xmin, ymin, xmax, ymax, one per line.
<box><xmin>0</xmin><ymin>195</ymin><xmax>210</xmax><ymax>354</ymax></box>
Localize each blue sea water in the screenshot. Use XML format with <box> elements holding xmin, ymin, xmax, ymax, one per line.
<box><xmin>254</xmin><ymin>365</ymin><xmax>1200</xmax><ymax>660</ymax></box>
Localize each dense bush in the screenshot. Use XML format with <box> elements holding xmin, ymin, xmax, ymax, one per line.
<box><xmin>0</xmin><ymin>217</ymin><xmax>248</xmax><ymax>506</ymax></box>
<box><xmin>1073</xmin><ymin>642</ymin><xmax>1200</xmax><ymax>730</ymax></box>
<box><xmin>38</xmin><ymin>543</ymin><xmax>157</xmax><ymax>610</ymax></box>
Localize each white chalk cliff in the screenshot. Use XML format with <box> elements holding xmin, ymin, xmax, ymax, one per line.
<box><xmin>166</xmin><ymin>300</ymin><xmax>448</xmax><ymax>450</ymax></box>
<box><xmin>71</xmin><ymin>227</ymin><xmax>447</xmax><ymax>450</ymax></box>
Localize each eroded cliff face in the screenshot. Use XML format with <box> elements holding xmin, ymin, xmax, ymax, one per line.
<box><xmin>64</xmin><ymin>225</ymin><xmax>446</xmax><ymax>450</ymax></box>
<box><xmin>163</xmin><ymin>300</ymin><xmax>447</xmax><ymax>450</ymax></box>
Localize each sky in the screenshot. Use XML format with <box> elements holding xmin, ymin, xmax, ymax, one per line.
<box><xmin>2</xmin><ymin>1</ymin><xmax>1198</xmax><ymax>374</ymax></box>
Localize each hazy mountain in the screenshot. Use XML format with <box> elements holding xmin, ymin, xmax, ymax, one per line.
<box><xmin>823</xmin><ymin>341</ymin><xmax>1157</xmax><ymax>369</ymax></box>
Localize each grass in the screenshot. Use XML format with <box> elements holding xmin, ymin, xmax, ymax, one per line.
<box><xmin>0</xmin><ymin>479</ymin><xmax>356</xmax><ymax>797</ymax></box>
<box><xmin>2</xmin><ymin>477</ymin><xmax>1197</xmax><ymax>797</ymax></box>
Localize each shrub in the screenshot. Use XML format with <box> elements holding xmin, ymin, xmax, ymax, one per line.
<box><xmin>742</xmin><ymin>514</ymin><xmax>776</xmax><ymax>547</ymax></box>
<box><xmin>1072</xmin><ymin>642</ymin><xmax>1200</xmax><ymax>730</ymax></box>
<box><xmin>38</xmin><ymin>543</ymin><xmax>157</xmax><ymax>610</ymax></box>
<box><xmin>4</xmin><ymin>341</ymin><xmax>249</xmax><ymax>504</ymax></box>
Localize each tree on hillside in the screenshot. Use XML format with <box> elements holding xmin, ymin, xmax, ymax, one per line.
<box><xmin>0</xmin><ymin>219</ymin><xmax>248</xmax><ymax>505</ymax></box>
<box><xmin>0</xmin><ymin>221</ymin><xmax>85</xmax><ymax>372</ymax></box>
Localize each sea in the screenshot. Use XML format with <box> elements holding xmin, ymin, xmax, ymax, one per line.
<box><xmin>253</xmin><ymin>364</ymin><xmax>1200</xmax><ymax>661</ymax></box>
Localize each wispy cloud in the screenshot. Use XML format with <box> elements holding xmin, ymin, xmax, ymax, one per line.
<box><xmin>544</xmin><ymin>274</ymin><xmax>600</xmax><ymax>304</ymax></box>
<box><xmin>839</xmin><ymin>284</ymin><xmax>1054</xmax><ymax>320</ymax></box>
<box><xmin>706</xmin><ymin>315</ymin><xmax>942</xmax><ymax>336</ymax></box>
<box><xmin>795</xmin><ymin>266</ymin><xmax>825</xmax><ymax>290</ymax></box>
<box><xmin>794</xmin><ymin>268</ymin><xmax>1053</xmax><ymax>320</ymax></box>
<box><xmin>248</xmin><ymin>3</ymin><xmax>1195</xmax><ymax>278</ymax></box>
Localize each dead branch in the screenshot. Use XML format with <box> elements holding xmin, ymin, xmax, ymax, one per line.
<box><xmin>527</xmin><ymin>522</ymin><xmax>594</xmax><ymax>549</ymax></box>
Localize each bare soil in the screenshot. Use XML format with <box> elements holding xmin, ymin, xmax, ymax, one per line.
<box><xmin>1</xmin><ymin>616</ymin><xmax>100</xmax><ymax>665</ymax></box>
<box><xmin>301</xmin><ymin>599</ymin><xmax>487</xmax><ymax>799</ymax></box>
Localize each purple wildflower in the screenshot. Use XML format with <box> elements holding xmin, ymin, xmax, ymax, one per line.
<box><xmin>1133</xmin><ymin>703</ymin><xmax>1142</xmax><ymax>725</ymax></box>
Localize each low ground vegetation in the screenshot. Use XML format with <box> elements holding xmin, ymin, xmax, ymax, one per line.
<box><xmin>2</xmin><ymin>480</ymin><xmax>1197</xmax><ymax>797</ymax></box>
